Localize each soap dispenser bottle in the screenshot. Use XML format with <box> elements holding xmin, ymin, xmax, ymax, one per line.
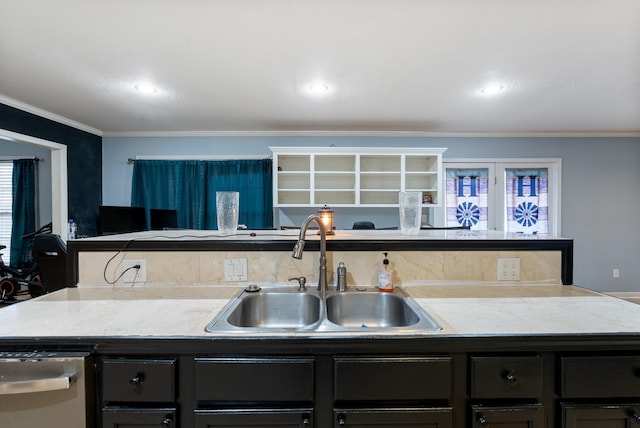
<box><xmin>378</xmin><ymin>252</ymin><xmax>394</xmax><ymax>292</ymax></box>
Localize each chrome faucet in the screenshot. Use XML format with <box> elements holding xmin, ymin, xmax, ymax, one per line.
<box><xmin>291</xmin><ymin>215</ymin><xmax>328</xmax><ymax>293</ymax></box>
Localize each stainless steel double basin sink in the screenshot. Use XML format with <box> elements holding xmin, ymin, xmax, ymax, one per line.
<box><xmin>205</xmin><ymin>286</ymin><xmax>442</xmax><ymax>334</ymax></box>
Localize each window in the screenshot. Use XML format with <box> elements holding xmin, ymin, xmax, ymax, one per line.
<box><xmin>439</xmin><ymin>159</ymin><xmax>561</xmax><ymax>236</ymax></box>
<box><xmin>0</xmin><ymin>163</ymin><xmax>12</xmax><ymax>265</ymax></box>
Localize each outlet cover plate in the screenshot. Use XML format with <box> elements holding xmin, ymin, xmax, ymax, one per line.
<box><xmin>498</xmin><ymin>257</ymin><xmax>520</xmax><ymax>281</ymax></box>
<box><xmin>123</xmin><ymin>259</ymin><xmax>146</xmax><ymax>283</ymax></box>
<box><xmin>224</xmin><ymin>258</ymin><xmax>248</xmax><ymax>281</ymax></box>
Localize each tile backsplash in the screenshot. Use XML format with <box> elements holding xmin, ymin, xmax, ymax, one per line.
<box><xmin>78</xmin><ymin>249</ymin><xmax>562</xmax><ymax>287</ymax></box>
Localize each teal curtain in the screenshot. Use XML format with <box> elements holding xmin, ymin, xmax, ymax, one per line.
<box><xmin>10</xmin><ymin>159</ymin><xmax>36</xmax><ymax>267</ymax></box>
<box><xmin>131</xmin><ymin>159</ymin><xmax>273</xmax><ymax>229</ymax></box>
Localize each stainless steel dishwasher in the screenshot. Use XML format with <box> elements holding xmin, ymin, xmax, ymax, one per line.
<box><xmin>0</xmin><ymin>351</ymin><xmax>94</xmax><ymax>428</ymax></box>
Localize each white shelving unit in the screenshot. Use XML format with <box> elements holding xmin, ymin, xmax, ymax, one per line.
<box><xmin>271</xmin><ymin>147</ymin><xmax>446</xmax><ymax>208</ymax></box>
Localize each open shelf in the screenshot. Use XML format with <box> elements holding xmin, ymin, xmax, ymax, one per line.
<box><xmin>271</xmin><ymin>147</ymin><xmax>446</xmax><ymax>208</ymax></box>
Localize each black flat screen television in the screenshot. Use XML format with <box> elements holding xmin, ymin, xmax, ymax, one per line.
<box><xmin>98</xmin><ymin>206</ymin><xmax>147</xmax><ymax>235</ymax></box>
<box><xmin>150</xmin><ymin>209</ymin><xmax>178</xmax><ymax>230</ymax></box>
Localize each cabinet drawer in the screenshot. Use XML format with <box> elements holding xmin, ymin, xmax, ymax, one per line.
<box><xmin>334</xmin><ymin>407</ymin><xmax>452</xmax><ymax>427</ymax></box>
<box><xmin>194</xmin><ymin>409</ymin><xmax>313</xmax><ymax>428</ymax></box>
<box><xmin>470</xmin><ymin>356</ymin><xmax>544</xmax><ymax>399</ymax></box>
<box><xmin>561</xmin><ymin>356</ymin><xmax>640</xmax><ymax>398</ymax></box>
<box><xmin>102</xmin><ymin>358</ymin><xmax>176</xmax><ymax>403</ymax></box>
<box><xmin>102</xmin><ymin>407</ymin><xmax>177</xmax><ymax>428</ymax></box>
<box><xmin>471</xmin><ymin>405</ymin><xmax>544</xmax><ymax>428</ymax></box>
<box><xmin>194</xmin><ymin>357</ymin><xmax>314</xmax><ymax>402</ymax></box>
<box><xmin>334</xmin><ymin>356</ymin><xmax>452</xmax><ymax>401</ymax></box>
<box><xmin>561</xmin><ymin>403</ymin><xmax>640</xmax><ymax>426</ymax></box>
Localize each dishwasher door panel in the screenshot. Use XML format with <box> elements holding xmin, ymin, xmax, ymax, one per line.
<box><xmin>0</xmin><ymin>353</ymin><xmax>93</xmax><ymax>428</ymax></box>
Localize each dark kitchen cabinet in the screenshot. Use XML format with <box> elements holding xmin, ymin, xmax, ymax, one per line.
<box><xmin>194</xmin><ymin>409</ymin><xmax>313</xmax><ymax>427</ymax></box>
<box><xmin>471</xmin><ymin>405</ymin><xmax>544</xmax><ymax>427</ymax></box>
<box><xmin>470</xmin><ymin>356</ymin><xmax>544</xmax><ymax>400</ymax></box>
<box><xmin>560</xmin><ymin>356</ymin><xmax>640</xmax><ymax>427</ymax></box>
<box><xmin>100</xmin><ymin>358</ymin><xmax>178</xmax><ymax>428</ymax></box>
<box><xmin>334</xmin><ymin>408</ymin><xmax>452</xmax><ymax>427</ymax></box>
<box><xmin>560</xmin><ymin>356</ymin><xmax>640</xmax><ymax>398</ymax></box>
<box><xmin>194</xmin><ymin>357</ymin><xmax>314</xmax><ymax>403</ymax></box>
<box><xmin>102</xmin><ymin>407</ymin><xmax>177</xmax><ymax>427</ymax></box>
<box><xmin>561</xmin><ymin>404</ymin><xmax>640</xmax><ymax>427</ymax></box>
<box><xmin>193</xmin><ymin>357</ymin><xmax>315</xmax><ymax>427</ymax></box>
<box><xmin>469</xmin><ymin>355</ymin><xmax>546</xmax><ymax>427</ymax></box>
<box><xmin>92</xmin><ymin>344</ymin><xmax>640</xmax><ymax>427</ymax></box>
<box><xmin>102</xmin><ymin>358</ymin><xmax>176</xmax><ymax>403</ymax></box>
<box><xmin>334</xmin><ymin>356</ymin><xmax>452</xmax><ymax>401</ymax></box>
<box><xmin>334</xmin><ymin>356</ymin><xmax>453</xmax><ymax>428</ymax></box>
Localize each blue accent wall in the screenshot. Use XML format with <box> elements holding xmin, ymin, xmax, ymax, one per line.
<box><xmin>0</xmin><ymin>103</ymin><xmax>102</xmax><ymax>236</ymax></box>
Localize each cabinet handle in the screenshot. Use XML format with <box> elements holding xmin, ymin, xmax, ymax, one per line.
<box><xmin>161</xmin><ymin>418</ymin><xmax>172</xmax><ymax>427</ymax></box>
<box><xmin>632</xmin><ymin>413</ymin><xmax>640</xmax><ymax>423</ymax></box>
<box><xmin>128</xmin><ymin>373</ymin><xmax>145</xmax><ymax>386</ymax></box>
<box><xmin>338</xmin><ymin>415</ymin><xmax>346</xmax><ymax>425</ymax></box>
<box><xmin>477</xmin><ymin>415</ymin><xmax>488</xmax><ymax>426</ymax></box>
<box><xmin>302</xmin><ymin>416</ymin><xmax>310</xmax><ymax>426</ymax></box>
<box><xmin>501</xmin><ymin>370</ymin><xmax>518</xmax><ymax>385</ymax></box>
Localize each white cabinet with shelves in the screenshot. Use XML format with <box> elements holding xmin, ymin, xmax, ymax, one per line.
<box><xmin>271</xmin><ymin>147</ymin><xmax>446</xmax><ymax>208</ymax></box>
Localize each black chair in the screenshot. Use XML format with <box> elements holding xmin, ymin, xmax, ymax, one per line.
<box><xmin>352</xmin><ymin>221</ymin><xmax>375</xmax><ymax>230</ymax></box>
<box><xmin>150</xmin><ymin>209</ymin><xmax>178</xmax><ymax>230</ymax></box>
<box><xmin>30</xmin><ymin>234</ymin><xmax>70</xmax><ymax>296</ymax></box>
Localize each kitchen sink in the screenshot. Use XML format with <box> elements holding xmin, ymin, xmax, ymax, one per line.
<box><xmin>205</xmin><ymin>287</ymin><xmax>323</xmax><ymax>333</ymax></box>
<box><xmin>205</xmin><ymin>286</ymin><xmax>441</xmax><ymax>334</ymax></box>
<box><xmin>226</xmin><ymin>292</ymin><xmax>322</xmax><ymax>328</ymax></box>
<box><xmin>325</xmin><ymin>291</ymin><xmax>419</xmax><ymax>328</ymax></box>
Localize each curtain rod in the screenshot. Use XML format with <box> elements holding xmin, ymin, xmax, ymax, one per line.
<box><xmin>127</xmin><ymin>155</ymin><xmax>272</xmax><ymax>165</ymax></box>
<box><xmin>0</xmin><ymin>156</ymin><xmax>44</xmax><ymax>163</ymax></box>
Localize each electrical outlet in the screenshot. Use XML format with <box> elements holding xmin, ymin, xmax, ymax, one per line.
<box><xmin>123</xmin><ymin>259</ymin><xmax>146</xmax><ymax>283</ymax></box>
<box><xmin>498</xmin><ymin>257</ymin><xmax>520</xmax><ymax>281</ymax></box>
<box><xmin>224</xmin><ymin>258</ymin><xmax>248</xmax><ymax>281</ymax></box>
<box><xmin>613</xmin><ymin>268</ymin><xmax>620</xmax><ymax>278</ymax></box>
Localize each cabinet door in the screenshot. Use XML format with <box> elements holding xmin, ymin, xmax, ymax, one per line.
<box><xmin>334</xmin><ymin>356</ymin><xmax>452</xmax><ymax>401</ymax></box>
<box><xmin>334</xmin><ymin>408</ymin><xmax>452</xmax><ymax>427</ymax></box>
<box><xmin>561</xmin><ymin>356</ymin><xmax>640</xmax><ymax>398</ymax></box>
<box><xmin>194</xmin><ymin>357</ymin><xmax>314</xmax><ymax>403</ymax></box>
<box><xmin>470</xmin><ymin>356</ymin><xmax>544</xmax><ymax>400</ymax></box>
<box><xmin>102</xmin><ymin>358</ymin><xmax>176</xmax><ymax>403</ymax></box>
<box><xmin>102</xmin><ymin>407</ymin><xmax>176</xmax><ymax>427</ymax></box>
<box><xmin>471</xmin><ymin>405</ymin><xmax>544</xmax><ymax>428</ymax></box>
<box><xmin>562</xmin><ymin>404</ymin><xmax>640</xmax><ymax>428</ymax></box>
<box><xmin>194</xmin><ymin>409</ymin><xmax>313</xmax><ymax>428</ymax></box>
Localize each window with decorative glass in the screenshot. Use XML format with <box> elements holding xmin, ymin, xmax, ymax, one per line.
<box><xmin>439</xmin><ymin>160</ymin><xmax>561</xmax><ymax>236</ymax></box>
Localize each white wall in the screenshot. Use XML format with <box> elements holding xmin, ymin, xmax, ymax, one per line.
<box><xmin>102</xmin><ymin>135</ymin><xmax>640</xmax><ymax>293</ymax></box>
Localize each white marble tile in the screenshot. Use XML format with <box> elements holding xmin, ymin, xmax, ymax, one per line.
<box><xmin>2</xmin><ymin>285</ymin><xmax>638</xmax><ymax>338</ymax></box>
<box><xmin>419</xmin><ymin>296</ymin><xmax>640</xmax><ymax>335</ymax></box>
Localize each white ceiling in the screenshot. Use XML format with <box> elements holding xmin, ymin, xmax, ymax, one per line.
<box><xmin>1</xmin><ymin>0</ymin><xmax>639</xmax><ymax>136</ymax></box>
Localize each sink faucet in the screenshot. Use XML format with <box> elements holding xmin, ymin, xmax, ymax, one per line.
<box><xmin>291</xmin><ymin>215</ymin><xmax>328</xmax><ymax>293</ymax></box>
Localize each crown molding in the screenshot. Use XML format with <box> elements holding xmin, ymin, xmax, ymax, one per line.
<box><xmin>0</xmin><ymin>95</ymin><xmax>103</xmax><ymax>137</ymax></box>
<box><xmin>103</xmin><ymin>130</ymin><xmax>640</xmax><ymax>138</ymax></box>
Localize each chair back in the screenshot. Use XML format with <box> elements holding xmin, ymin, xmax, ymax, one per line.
<box><xmin>31</xmin><ymin>234</ymin><xmax>69</xmax><ymax>295</ymax></box>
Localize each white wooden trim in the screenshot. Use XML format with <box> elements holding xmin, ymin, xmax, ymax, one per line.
<box><xmin>104</xmin><ymin>130</ymin><xmax>640</xmax><ymax>138</ymax></box>
<box><xmin>0</xmin><ymin>129</ymin><xmax>68</xmax><ymax>238</ymax></box>
<box><xmin>0</xmin><ymin>95</ymin><xmax>102</xmax><ymax>136</ymax></box>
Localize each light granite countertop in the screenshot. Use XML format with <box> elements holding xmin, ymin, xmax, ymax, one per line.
<box><xmin>0</xmin><ymin>284</ymin><xmax>638</xmax><ymax>338</ymax></box>
<box><xmin>76</xmin><ymin>228</ymin><xmax>570</xmax><ymax>242</ymax></box>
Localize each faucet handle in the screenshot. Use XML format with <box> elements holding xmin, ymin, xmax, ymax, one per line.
<box><xmin>288</xmin><ymin>276</ymin><xmax>307</xmax><ymax>291</ymax></box>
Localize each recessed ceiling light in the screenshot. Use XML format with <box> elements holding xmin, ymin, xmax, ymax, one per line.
<box><xmin>134</xmin><ymin>83</ymin><xmax>158</xmax><ymax>94</ymax></box>
<box><xmin>309</xmin><ymin>83</ymin><xmax>329</xmax><ymax>94</ymax></box>
<box><xmin>480</xmin><ymin>84</ymin><xmax>504</xmax><ymax>95</ymax></box>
